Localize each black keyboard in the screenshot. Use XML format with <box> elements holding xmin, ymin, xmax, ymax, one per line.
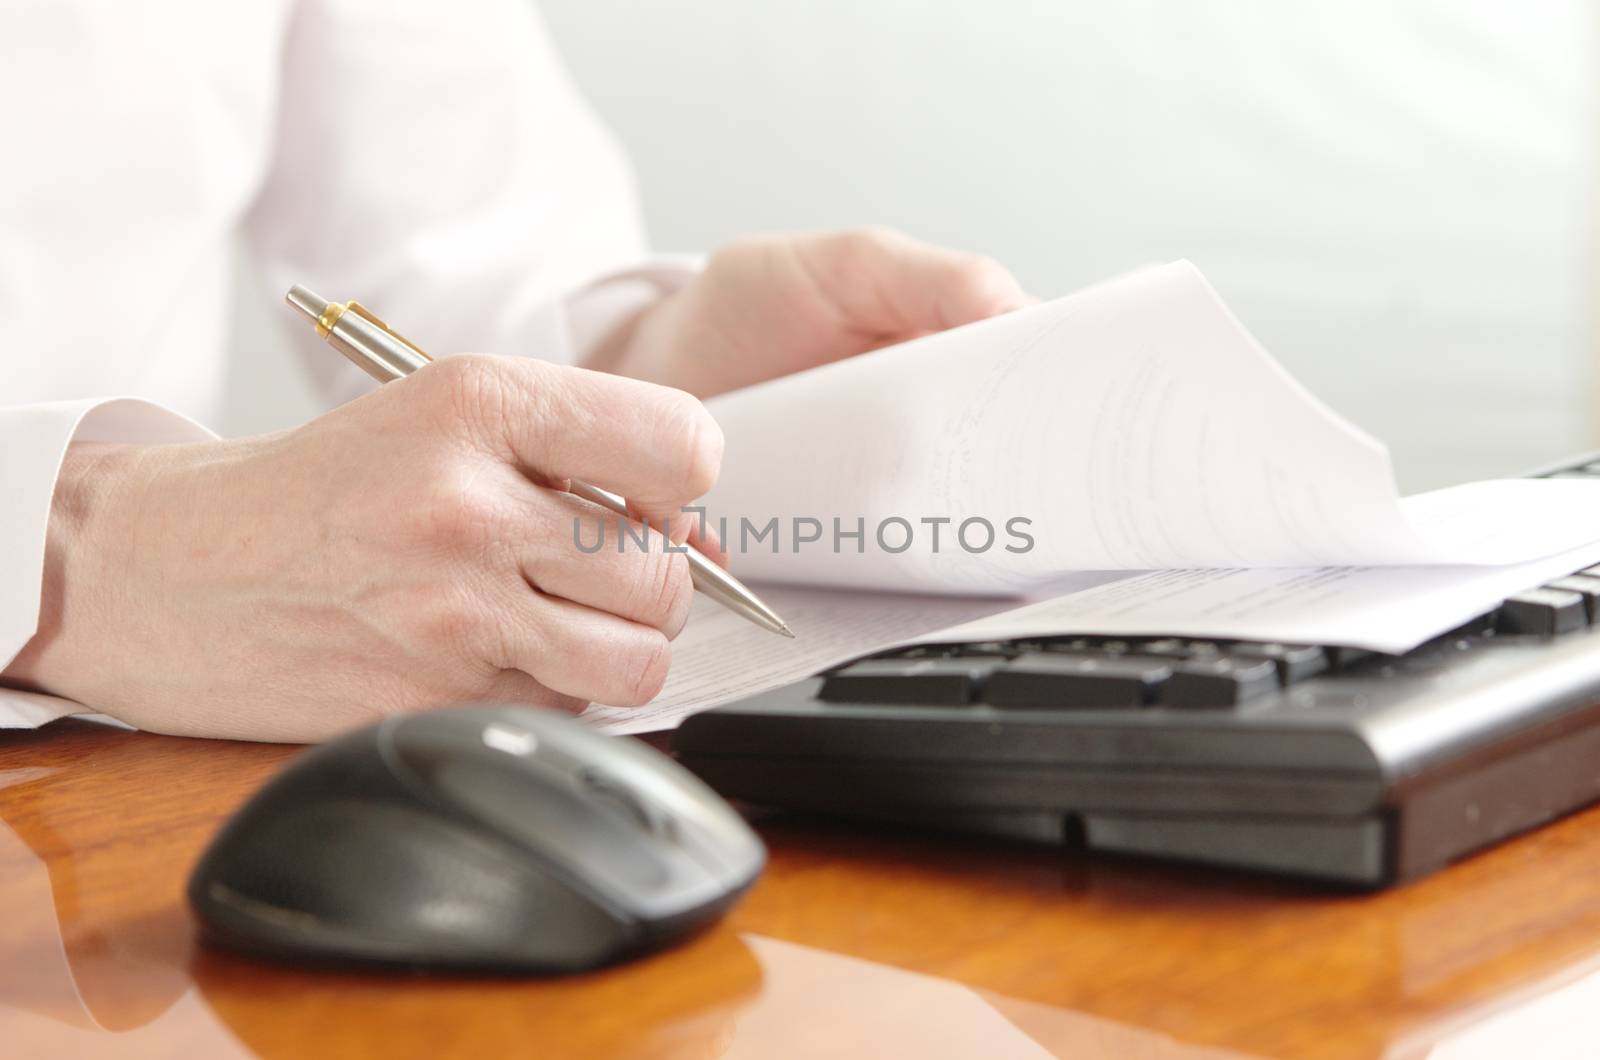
<box><xmin>674</xmin><ymin>454</ymin><xmax>1600</xmax><ymax>887</ymax></box>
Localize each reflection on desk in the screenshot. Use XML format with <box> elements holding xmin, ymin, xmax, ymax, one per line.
<box><xmin>4</xmin><ymin>720</ymin><xmax>1600</xmax><ymax>1058</ymax></box>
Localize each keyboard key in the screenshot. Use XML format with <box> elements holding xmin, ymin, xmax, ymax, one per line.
<box><xmin>1161</xmin><ymin>658</ymin><xmax>1279</xmax><ymax>708</ymax></box>
<box><xmin>1031</xmin><ymin>637</ymin><xmax>1090</xmax><ymax>654</ymax></box>
<box><xmin>1328</xmin><ymin>646</ymin><xmax>1376</xmax><ymax>670</ymax></box>
<box><xmin>1442</xmin><ymin>611</ymin><xmax>1497</xmax><ymax>638</ymax></box>
<box><xmin>1034</xmin><ymin>637</ymin><xmax>1113</xmax><ymax>654</ymax></box>
<box><xmin>984</xmin><ymin>654</ymin><xmax>1171</xmax><ymax>709</ymax></box>
<box><xmin>1546</xmin><ymin>576</ymin><xmax>1600</xmax><ymax>622</ymax></box>
<box><xmin>947</xmin><ymin>640</ymin><xmax>1021</xmax><ymax>658</ymax></box>
<box><xmin>1495</xmin><ymin>589</ymin><xmax>1588</xmax><ymax>637</ymax></box>
<box><xmin>890</xmin><ymin>645</ymin><xmax>950</xmax><ymax>659</ymax></box>
<box><xmin>1128</xmin><ymin>638</ymin><xmax>1227</xmax><ymax>661</ymax></box>
<box><xmin>1135</xmin><ymin>638</ymin><xmax>1192</xmax><ymax>658</ymax></box>
<box><xmin>819</xmin><ymin>658</ymin><xmax>1002</xmax><ymax>705</ymax></box>
<box><xmin>1224</xmin><ymin>643</ymin><xmax>1328</xmax><ymax>684</ymax></box>
<box><xmin>1033</xmin><ymin>636</ymin><xmax>1139</xmax><ymax>656</ymax></box>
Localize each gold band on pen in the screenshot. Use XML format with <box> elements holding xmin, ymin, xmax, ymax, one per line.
<box><xmin>346</xmin><ymin>302</ymin><xmax>432</xmax><ymax>361</ymax></box>
<box><xmin>313</xmin><ymin>298</ymin><xmax>432</xmax><ymax>363</ymax></box>
<box><xmin>314</xmin><ymin>301</ymin><xmax>347</xmax><ymax>338</ymax></box>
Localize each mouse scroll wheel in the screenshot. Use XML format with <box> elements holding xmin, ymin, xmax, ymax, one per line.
<box><xmin>575</xmin><ymin>767</ymin><xmax>676</xmax><ymax>838</ymax></box>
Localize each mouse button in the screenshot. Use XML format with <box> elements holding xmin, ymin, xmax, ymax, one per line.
<box><xmin>573</xmin><ymin>766</ymin><xmax>677</xmax><ymax>838</ymax></box>
<box><xmin>583</xmin><ymin>739</ymin><xmax>767</xmax><ymax>877</ymax></box>
<box><xmin>654</xmin><ymin>808</ymin><xmax>766</xmax><ymax>891</ymax></box>
<box><xmin>384</xmin><ymin>713</ymin><xmax>678</xmax><ymax>861</ymax></box>
<box><xmin>560</xmin><ymin>757</ymin><xmax>763</xmax><ymax>910</ymax></box>
<box><xmin>411</xmin><ymin>754</ymin><xmax>687</xmax><ymax>901</ymax></box>
<box><xmin>383</xmin><ymin>710</ymin><xmax>743</xmax><ymax>911</ymax></box>
<box><xmin>384</xmin><ymin>709</ymin><xmax>598</xmax><ymax>784</ymax></box>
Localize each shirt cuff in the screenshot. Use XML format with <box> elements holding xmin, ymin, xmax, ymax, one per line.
<box><xmin>540</xmin><ymin>254</ymin><xmax>704</xmax><ymax>368</ymax></box>
<box><xmin>0</xmin><ymin>398</ymin><xmax>214</xmax><ymax>729</ymax></box>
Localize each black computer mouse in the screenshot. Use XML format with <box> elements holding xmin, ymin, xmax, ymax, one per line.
<box><xmin>187</xmin><ymin>705</ymin><xmax>766</xmax><ymax>974</ymax></box>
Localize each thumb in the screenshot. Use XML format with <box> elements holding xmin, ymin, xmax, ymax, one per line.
<box><xmin>812</xmin><ymin>226</ymin><xmax>1034</xmax><ymax>336</ymax></box>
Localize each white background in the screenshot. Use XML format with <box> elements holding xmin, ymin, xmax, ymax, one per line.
<box><xmin>223</xmin><ymin>0</ymin><xmax>1599</xmax><ymax>492</ymax></box>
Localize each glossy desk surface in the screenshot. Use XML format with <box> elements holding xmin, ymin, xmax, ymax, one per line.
<box><xmin>4</xmin><ymin>721</ymin><xmax>1600</xmax><ymax>1058</ymax></box>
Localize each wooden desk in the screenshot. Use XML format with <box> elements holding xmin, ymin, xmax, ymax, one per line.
<box><xmin>4</xmin><ymin>720</ymin><xmax>1600</xmax><ymax>1058</ymax></box>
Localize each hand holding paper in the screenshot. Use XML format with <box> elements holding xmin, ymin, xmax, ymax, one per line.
<box><xmin>583</xmin><ymin>261</ymin><xmax>1600</xmax><ymax>734</ymax></box>
<box><xmin>700</xmin><ymin>262</ymin><xmax>1600</xmax><ymax>591</ymax></box>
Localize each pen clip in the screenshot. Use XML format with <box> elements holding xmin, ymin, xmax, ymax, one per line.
<box><xmin>345</xmin><ymin>302</ymin><xmax>433</xmax><ymax>363</ymax></box>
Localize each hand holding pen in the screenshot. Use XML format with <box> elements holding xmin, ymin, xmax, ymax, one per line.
<box><xmin>10</xmin><ymin>297</ymin><xmax>778</xmax><ymax>742</ymax></box>
<box><xmin>284</xmin><ymin>287</ymin><xmax>791</xmax><ymax>638</ymax></box>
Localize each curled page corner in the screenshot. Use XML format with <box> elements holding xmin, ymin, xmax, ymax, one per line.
<box><xmin>700</xmin><ymin>261</ymin><xmax>1600</xmax><ymax>594</ymax></box>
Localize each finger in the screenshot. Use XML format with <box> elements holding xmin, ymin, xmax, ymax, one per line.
<box><xmin>620</xmin><ymin>496</ymin><xmax>727</xmax><ymax>562</ymax></box>
<box><xmin>558</xmin><ymin>470</ymin><xmax>725</xmax><ymax>568</ymax></box>
<box><xmin>624</xmin><ymin>500</ymin><xmax>730</xmax><ymax>570</ymax></box>
<box><xmin>478</xmin><ymin>671</ymin><xmax>588</xmax><ymax>715</ymax></box>
<box><xmin>430</xmin><ymin>355</ymin><xmax>724</xmax><ymax>521</ymax></box>
<box><xmin>489</xmin><ymin>587</ymin><xmax>674</xmax><ymax>707</ymax></box>
<box><xmin>686</xmin><ymin>515</ymin><xmax>728</xmax><ymax>567</ymax></box>
<box><xmin>812</xmin><ymin>226</ymin><xmax>1034</xmax><ymax>336</ymax></box>
<box><xmin>521</xmin><ymin>488</ymin><xmax>696</xmax><ymax>638</ymax></box>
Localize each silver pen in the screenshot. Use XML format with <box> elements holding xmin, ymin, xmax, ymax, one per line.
<box><xmin>284</xmin><ymin>285</ymin><xmax>794</xmax><ymax>638</ymax></box>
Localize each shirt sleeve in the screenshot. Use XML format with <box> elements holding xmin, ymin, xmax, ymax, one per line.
<box><xmin>0</xmin><ymin>399</ymin><xmax>215</xmax><ymax>728</ymax></box>
<box><xmin>243</xmin><ymin>0</ymin><xmax>697</xmax><ymax>408</ymax></box>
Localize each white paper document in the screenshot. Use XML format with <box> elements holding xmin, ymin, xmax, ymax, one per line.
<box><xmin>700</xmin><ymin>261</ymin><xmax>1600</xmax><ymax>592</ymax></box>
<box><xmin>582</xmin><ymin>542</ymin><xmax>1600</xmax><ymax>735</ymax></box>
<box><xmin>920</xmin><ymin>545</ymin><xmax>1600</xmax><ymax>656</ymax></box>
<box><xmin>581</xmin><ymin>585</ymin><xmax>1038</xmax><ymax>735</ymax></box>
<box><xmin>574</xmin><ymin>260</ymin><xmax>1600</xmax><ymax>734</ymax></box>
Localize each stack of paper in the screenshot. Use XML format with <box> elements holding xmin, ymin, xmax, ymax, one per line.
<box><xmin>583</xmin><ymin>261</ymin><xmax>1600</xmax><ymax>734</ymax></box>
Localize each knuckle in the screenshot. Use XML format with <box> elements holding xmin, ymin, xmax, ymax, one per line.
<box><xmin>631</xmin><ymin>547</ymin><xmax>692</xmax><ymax>633</ymax></box>
<box><xmin>543</xmin><ymin>691</ymin><xmax>589</xmax><ymax>715</ymax></box>
<box><xmin>427</xmin><ymin>354</ymin><xmax>510</xmax><ymax>434</ymax></box>
<box><xmin>522</xmin><ymin>363</ymin><xmax>587</xmax><ymax>464</ymax></box>
<box><xmin>649</xmin><ymin>388</ymin><xmax>722</xmax><ymax>498</ymax></box>
<box><xmin>956</xmin><ymin>254</ymin><xmax>1022</xmax><ymax>310</ymax></box>
<box><xmin>478</xmin><ymin>615</ymin><xmax>520</xmax><ymax>675</ymax></box>
<box><xmin>820</xmin><ymin>225</ymin><xmax>908</xmax><ymax>281</ymax></box>
<box><xmin>620</xmin><ymin>633</ymin><xmax>672</xmax><ymax>705</ymax></box>
<box><xmin>484</xmin><ymin>671</ymin><xmax>585</xmax><ymax>713</ymax></box>
<box><xmin>428</xmin><ymin>351</ymin><xmax>496</xmax><ymax>393</ymax></box>
<box><xmin>453</xmin><ymin>591</ymin><xmax>535</xmax><ymax>678</ymax></box>
<box><xmin>827</xmin><ymin>226</ymin><xmax>890</xmax><ymax>271</ymax></box>
<box><xmin>954</xmin><ymin>252</ymin><xmax>1007</xmax><ymax>288</ymax></box>
<box><xmin>659</xmin><ymin>552</ymin><xmax>694</xmax><ymax>636</ymax></box>
<box><xmin>850</xmin><ymin>223</ymin><xmax>902</xmax><ymax>248</ymax></box>
<box><xmin>709</xmin><ymin>233</ymin><xmax>772</xmax><ymax>269</ymax></box>
<box><xmin>418</xmin><ymin>471</ymin><xmax>506</xmax><ymax>551</ymax></box>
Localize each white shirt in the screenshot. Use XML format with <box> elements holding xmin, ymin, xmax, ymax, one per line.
<box><xmin>0</xmin><ymin>0</ymin><xmax>693</xmax><ymax>726</ymax></box>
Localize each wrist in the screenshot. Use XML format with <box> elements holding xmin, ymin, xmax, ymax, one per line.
<box><xmin>0</xmin><ymin>442</ymin><xmax>132</xmax><ymax>700</ymax></box>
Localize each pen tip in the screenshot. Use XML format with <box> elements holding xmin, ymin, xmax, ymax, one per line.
<box><xmin>777</xmin><ymin>623</ymin><xmax>796</xmax><ymax>639</ymax></box>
